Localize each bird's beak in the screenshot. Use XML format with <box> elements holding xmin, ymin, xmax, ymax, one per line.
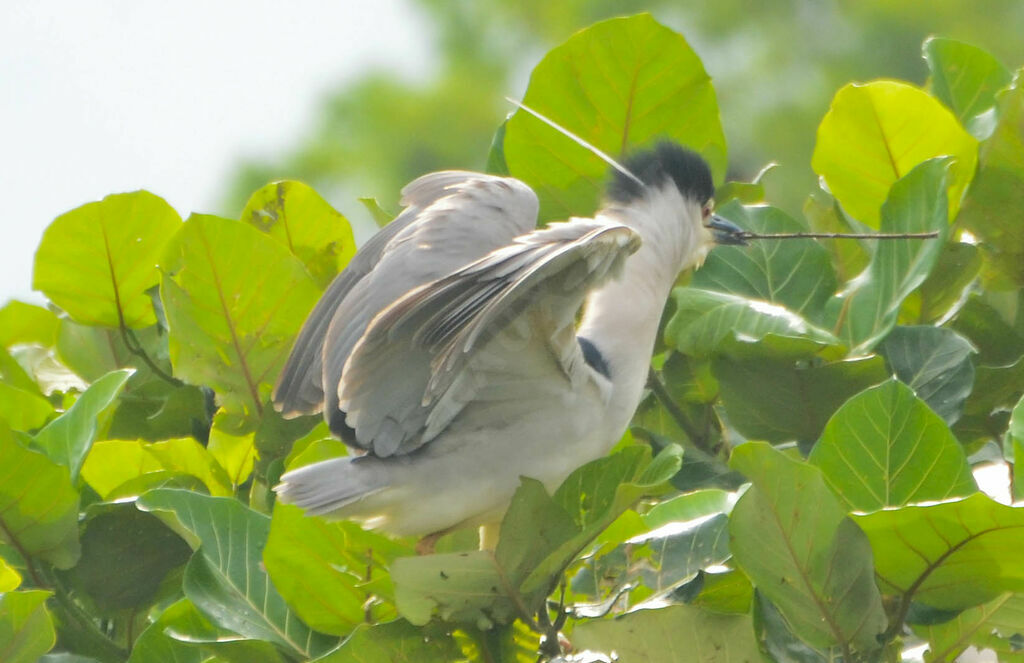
<box><xmin>707</xmin><ymin>215</ymin><xmax>748</xmax><ymax>246</ymax></box>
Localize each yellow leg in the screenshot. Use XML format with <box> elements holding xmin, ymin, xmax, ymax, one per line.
<box><xmin>479</xmin><ymin>522</ymin><xmax>500</xmax><ymax>551</ymax></box>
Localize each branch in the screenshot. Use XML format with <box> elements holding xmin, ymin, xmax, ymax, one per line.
<box><xmin>731</xmin><ymin>230</ymin><xmax>939</xmax><ymax>241</ymax></box>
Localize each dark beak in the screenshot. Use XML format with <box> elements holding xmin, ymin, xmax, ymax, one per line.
<box><xmin>707</xmin><ymin>215</ymin><xmax>748</xmax><ymax>246</ymax></box>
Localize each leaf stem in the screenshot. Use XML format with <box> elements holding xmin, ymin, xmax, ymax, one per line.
<box><xmin>646</xmin><ymin>369</ymin><xmax>713</xmax><ymax>454</ymax></box>
<box><xmin>117</xmin><ymin>324</ymin><xmax>183</xmax><ymax>386</ymax></box>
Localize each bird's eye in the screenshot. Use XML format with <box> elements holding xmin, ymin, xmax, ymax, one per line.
<box><xmin>702</xmin><ymin>203</ymin><xmax>713</xmax><ymax>219</ymax></box>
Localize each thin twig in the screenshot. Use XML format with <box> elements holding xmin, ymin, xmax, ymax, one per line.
<box><xmin>726</xmin><ymin>230</ymin><xmax>940</xmax><ymax>241</ymax></box>
<box><xmin>646</xmin><ymin>369</ymin><xmax>712</xmax><ymax>454</ymax></box>
<box><xmin>117</xmin><ymin>324</ymin><xmax>183</xmax><ymax>386</ymax></box>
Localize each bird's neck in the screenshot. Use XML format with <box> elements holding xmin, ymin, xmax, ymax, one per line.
<box><xmin>578</xmin><ymin>198</ymin><xmax>705</xmax><ymax>435</ymax></box>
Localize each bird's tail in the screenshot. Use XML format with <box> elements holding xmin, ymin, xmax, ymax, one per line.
<box><xmin>274</xmin><ymin>456</ymin><xmax>387</xmax><ymax>517</ymax></box>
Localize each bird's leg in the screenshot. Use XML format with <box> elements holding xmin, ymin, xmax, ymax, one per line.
<box><xmin>479</xmin><ymin>522</ymin><xmax>500</xmax><ymax>551</ymax></box>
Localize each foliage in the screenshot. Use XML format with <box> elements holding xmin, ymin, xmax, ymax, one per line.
<box><xmin>2</xmin><ymin>13</ymin><xmax>1024</xmax><ymax>663</ymax></box>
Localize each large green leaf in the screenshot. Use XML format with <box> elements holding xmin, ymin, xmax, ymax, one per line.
<box><xmin>240</xmin><ymin>180</ymin><xmax>356</xmax><ymax>289</ymax></box>
<box><xmin>854</xmin><ymin>493</ymin><xmax>1024</xmax><ymax>609</ymax></box>
<box><xmin>137</xmin><ymin>598</ymin><xmax>285</xmax><ymax>663</ymax></box>
<box><xmin>159</xmin><ymin>214</ymin><xmax>320</xmax><ymax>420</ymax></box>
<box><xmin>714</xmin><ymin>354</ymin><xmax>887</xmax><ymax>443</ymax></box>
<box><xmin>137</xmin><ymin>489</ymin><xmax>336</xmax><ymax>659</ymax></box>
<box><xmin>207</xmin><ymin>409</ymin><xmax>257</xmax><ymax>489</ymax></box>
<box><xmin>913</xmin><ymin>241</ymin><xmax>983</xmax><ymax>324</ymax></box>
<box><xmin>33</xmin><ymin>191</ymin><xmax>182</xmax><ymax>328</ymax></box>
<box><xmin>0</xmin><ymin>425</ymin><xmax>80</xmax><ymax>569</ymax></box>
<box><xmin>263</xmin><ymin>503</ymin><xmax>411</xmax><ymax>635</ymax></box>
<box><xmin>0</xmin><ymin>382</ymin><xmax>54</xmax><ymax>432</ymax></box>
<box><xmin>880</xmin><ymin>326</ymin><xmax>976</xmax><ymax>424</ymax></box>
<box><xmin>665</xmin><ymin>288</ymin><xmax>840</xmax><ymax>358</ymax></box>
<box><xmin>33</xmin><ymin>369</ymin><xmax>132</xmax><ymax>480</ymax></box>
<box><xmin>827</xmin><ymin>158</ymin><xmax>952</xmax><ymax>352</ymax></box>
<box><xmin>809</xmin><ymin>380</ymin><xmax>977</xmax><ymax>511</ymax></box>
<box><xmin>812</xmin><ymin>81</ymin><xmax>977</xmax><ymax>227</ymax></box>
<box><xmin>0</xmin><ymin>590</ymin><xmax>56</xmax><ymax>663</ymax></box>
<box><xmin>958</xmin><ymin>71</ymin><xmax>1024</xmax><ymax>286</ymax></box>
<box><xmin>572</xmin><ymin>604</ymin><xmax>760</xmax><ymax>663</ymax></box>
<box><xmin>729</xmin><ymin>443</ymin><xmax>886</xmax><ymax>653</ymax></box>
<box><xmin>311</xmin><ymin>620</ymin><xmax>461</xmax><ymax>663</ymax></box>
<box><xmin>917</xmin><ymin>593</ymin><xmax>1024</xmax><ymax>663</ymax></box>
<box><xmin>0</xmin><ymin>301</ymin><xmax>59</xmax><ymax>348</ymax></box>
<box><xmin>692</xmin><ymin>202</ymin><xmax>837</xmax><ymax>322</ymax></box>
<box><xmin>0</xmin><ymin>556</ymin><xmax>21</xmax><ymax>592</ymax></box>
<box><xmin>81</xmin><ymin>438</ymin><xmax>232</xmax><ymax>499</ymax></box>
<box><xmin>924</xmin><ymin>37</ymin><xmax>1013</xmax><ymax>139</ymax></box>
<box><xmin>503</xmin><ymin>13</ymin><xmax>726</xmax><ymax>221</ymax></box>
<box><xmin>62</xmin><ymin>504</ymin><xmax>191</xmax><ymax>615</ymax></box>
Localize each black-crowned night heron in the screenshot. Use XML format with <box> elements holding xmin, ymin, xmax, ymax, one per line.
<box><xmin>272</xmin><ymin>141</ymin><xmax>743</xmax><ymax>550</ymax></box>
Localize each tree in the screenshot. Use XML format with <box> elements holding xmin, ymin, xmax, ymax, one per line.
<box><xmin>2</xmin><ymin>12</ymin><xmax>1024</xmax><ymax>663</ymax></box>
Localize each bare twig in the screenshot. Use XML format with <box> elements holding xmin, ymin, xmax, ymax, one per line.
<box><xmin>715</xmin><ymin>229</ymin><xmax>940</xmax><ymax>241</ymax></box>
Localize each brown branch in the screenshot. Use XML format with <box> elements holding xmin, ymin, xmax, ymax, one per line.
<box><xmin>728</xmin><ymin>230</ymin><xmax>940</xmax><ymax>241</ymax></box>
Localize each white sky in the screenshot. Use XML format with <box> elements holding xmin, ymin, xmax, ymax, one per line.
<box><xmin>0</xmin><ymin>1</ymin><xmax>431</xmax><ymax>304</ymax></box>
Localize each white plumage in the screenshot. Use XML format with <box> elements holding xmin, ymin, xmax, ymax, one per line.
<box><xmin>272</xmin><ymin>142</ymin><xmax>741</xmax><ymax>541</ymax></box>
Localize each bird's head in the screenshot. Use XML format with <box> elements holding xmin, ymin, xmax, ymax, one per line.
<box><xmin>605</xmin><ymin>141</ymin><xmax>745</xmax><ymax>272</ymax></box>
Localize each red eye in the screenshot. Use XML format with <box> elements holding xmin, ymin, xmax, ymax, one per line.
<box><xmin>702</xmin><ymin>204</ymin><xmax>713</xmax><ymax>219</ymax></box>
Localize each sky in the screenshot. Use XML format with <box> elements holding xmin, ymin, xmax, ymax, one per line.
<box><xmin>0</xmin><ymin>1</ymin><xmax>431</xmax><ymax>304</ymax></box>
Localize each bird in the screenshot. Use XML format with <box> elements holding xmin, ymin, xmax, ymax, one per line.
<box><xmin>271</xmin><ymin>140</ymin><xmax>744</xmax><ymax>551</ymax></box>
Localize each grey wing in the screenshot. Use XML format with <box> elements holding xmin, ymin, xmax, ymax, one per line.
<box><xmin>272</xmin><ymin>172</ymin><xmax>540</xmax><ymax>425</ymax></box>
<box><xmin>338</xmin><ymin>218</ymin><xmax>642</xmax><ymax>457</ymax></box>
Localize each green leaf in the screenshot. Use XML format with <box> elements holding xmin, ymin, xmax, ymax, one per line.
<box><xmin>137</xmin><ymin>489</ymin><xmax>336</xmax><ymax>658</ymax></box>
<box><xmin>914</xmin><ymin>241</ymin><xmax>983</xmax><ymax>323</ymax></box>
<box><xmin>827</xmin><ymin>158</ymin><xmax>953</xmax><ymax>352</ymax></box>
<box><xmin>0</xmin><ymin>301</ymin><xmax>59</xmax><ymax>348</ymax></box>
<box><xmin>33</xmin><ymin>191</ymin><xmax>182</xmax><ymax>328</ymax></box>
<box><xmin>484</xmin><ymin>119</ymin><xmax>510</xmax><ymax>176</ymax></box>
<box><xmin>666</xmin><ymin>288</ymin><xmax>840</xmax><ymax>358</ymax></box>
<box><xmin>82</xmin><ymin>438</ymin><xmax>232</xmax><ymax>499</ymax></box>
<box><xmin>924</xmin><ymin>37</ymin><xmax>1013</xmax><ymax>139</ymax></box>
<box><xmin>62</xmin><ymin>504</ymin><xmax>191</xmax><ymax>615</ymax></box>
<box><xmin>812</xmin><ymin>80</ymin><xmax>977</xmax><ymax>228</ymax></box>
<box><xmin>880</xmin><ymin>326</ymin><xmax>976</xmax><ymax>424</ymax></box>
<box><xmin>917</xmin><ymin>593</ymin><xmax>1024</xmax><ymax>663</ymax></box>
<box><xmin>240</xmin><ymin>181</ymin><xmax>356</xmax><ymax>289</ymax></box>
<box><xmin>729</xmin><ymin>442</ymin><xmax>886</xmax><ymax>653</ymax></box>
<box><xmin>714</xmin><ymin>354</ymin><xmax>888</xmax><ymax>443</ymax></box>
<box><xmin>207</xmin><ymin>409</ymin><xmax>256</xmax><ymax>488</ymax></box>
<box><xmin>0</xmin><ymin>590</ymin><xmax>56</xmax><ymax>663</ymax></box>
<box><xmin>393</xmin><ymin>445</ymin><xmax>681</xmax><ymax>627</ymax></box>
<box><xmin>0</xmin><ymin>556</ymin><xmax>21</xmax><ymax>591</ymax></box>
<box><xmin>572</xmin><ymin>604</ymin><xmax>760</xmax><ymax>663</ymax></box>
<box><xmin>138</xmin><ymin>598</ymin><xmax>285</xmax><ymax>663</ymax></box>
<box><xmin>127</xmin><ymin>604</ymin><xmax>204</xmax><ymax>663</ymax></box>
<box><xmin>692</xmin><ymin>202</ymin><xmax>837</xmax><ymax>322</ymax></box>
<box><xmin>0</xmin><ymin>382</ymin><xmax>54</xmax><ymax>432</ymax></box>
<box><xmin>264</xmin><ymin>503</ymin><xmax>412</xmax><ymax>635</ymax></box>
<box><xmin>809</xmin><ymin>380</ymin><xmax>977</xmax><ymax>511</ymax></box>
<box><xmin>642</xmin><ymin>489</ymin><xmax>731</xmax><ymax>529</ymax></box>
<box><xmin>854</xmin><ymin>493</ymin><xmax>1024</xmax><ymax>610</ymax></box>
<box><xmin>958</xmin><ymin>71</ymin><xmax>1024</xmax><ymax>286</ymax></box>
<box><xmin>503</xmin><ymin>13</ymin><xmax>726</xmax><ymax>221</ymax></box>
<box><xmin>159</xmin><ymin>214</ymin><xmax>320</xmax><ymax>421</ymax></box>
<box><xmin>356</xmin><ymin>197</ymin><xmax>394</xmax><ymax>228</ymax></box>
<box><xmin>33</xmin><ymin>369</ymin><xmax>132</xmax><ymax>480</ymax></box>
<box><xmin>0</xmin><ymin>425</ymin><xmax>80</xmax><ymax>568</ymax></box>
<box><xmin>632</xmin><ymin>513</ymin><xmax>732</xmax><ymax>593</ymax></box>
<box><xmin>802</xmin><ymin>189</ymin><xmax>871</xmax><ymax>284</ymax></box>
<box><xmin>311</xmin><ymin>620</ymin><xmax>461</xmax><ymax>663</ymax></box>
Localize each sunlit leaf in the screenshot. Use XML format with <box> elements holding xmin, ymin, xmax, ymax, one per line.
<box><xmin>0</xmin><ymin>382</ymin><xmax>54</xmax><ymax>432</ymax></box>
<box><xmin>82</xmin><ymin>438</ymin><xmax>232</xmax><ymax>498</ymax></box>
<box><xmin>0</xmin><ymin>301</ymin><xmax>59</xmax><ymax>348</ymax></box>
<box><xmin>693</xmin><ymin>202</ymin><xmax>837</xmax><ymax>322</ymax></box>
<box><xmin>137</xmin><ymin>489</ymin><xmax>336</xmax><ymax>658</ymax></box>
<box><xmin>812</xmin><ymin>81</ymin><xmax>977</xmax><ymax>227</ymax></box>
<box><xmin>503</xmin><ymin>13</ymin><xmax>726</xmax><ymax>221</ymax></box>
<box><xmin>0</xmin><ymin>556</ymin><xmax>21</xmax><ymax>592</ymax></box>
<box><xmin>33</xmin><ymin>191</ymin><xmax>182</xmax><ymax>328</ymax></box>
<box><xmin>264</xmin><ymin>503</ymin><xmax>411</xmax><ymax>635</ymax></box>
<box><xmin>0</xmin><ymin>425</ymin><xmax>80</xmax><ymax>568</ymax></box>
<box><xmin>924</xmin><ymin>37</ymin><xmax>1013</xmax><ymax>139</ymax></box>
<box><xmin>827</xmin><ymin>158</ymin><xmax>952</xmax><ymax>352</ymax></box>
<box><xmin>0</xmin><ymin>590</ymin><xmax>56</xmax><ymax>663</ymax></box>
<box><xmin>917</xmin><ymin>593</ymin><xmax>1024</xmax><ymax>663</ymax></box>
<box><xmin>854</xmin><ymin>493</ymin><xmax>1024</xmax><ymax>609</ymax></box>
<box><xmin>572</xmin><ymin>604</ymin><xmax>760</xmax><ymax>663</ymax></box>
<box><xmin>160</xmin><ymin>214</ymin><xmax>320</xmax><ymax>421</ymax></box>
<box><xmin>33</xmin><ymin>369</ymin><xmax>132</xmax><ymax>480</ymax></box>
<box><xmin>809</xmin><ymin>380</ymin><xmax>977</xmax><ymax>510</ymax></box>
<box><xmin>207</xmin><ymin>408</ymin><xmax>256</xmax><ymax>488</ymax></box>
<box><xmin>880</xmin><ymin>326</ymin><xmax>976</xmax><ymax>424</ymax></box>
<box><xmin>241</xmin><ymin>180</ymin><xmax>356</xmax><ymax>289</ymax></box>
<box><xmin>729</xmin><ymin>443</ymin><xmax>886</xmax><ymax>653</ymax></box>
